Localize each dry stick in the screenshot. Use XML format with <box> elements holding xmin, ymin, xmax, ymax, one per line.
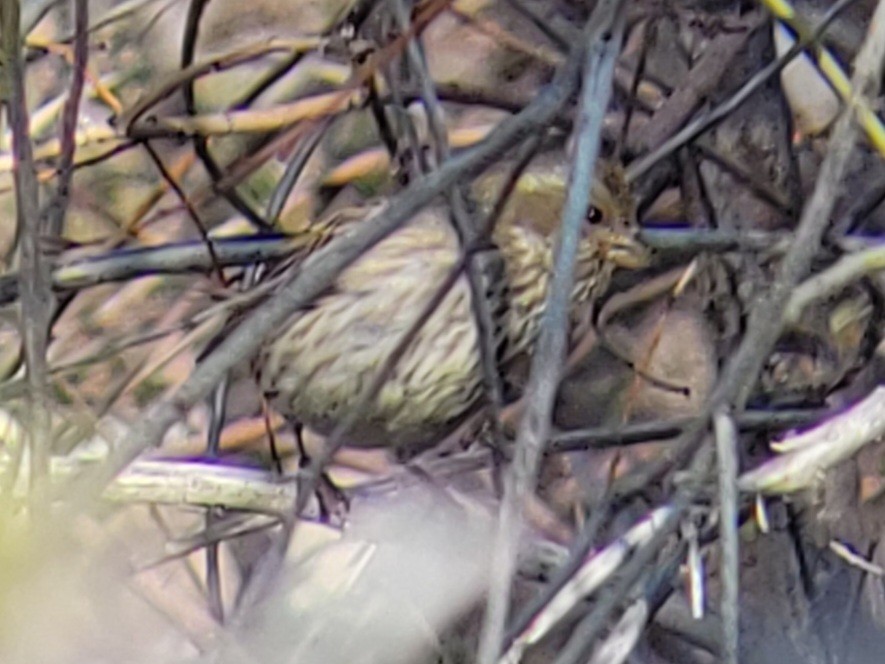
<box><xmin>475</xmin><ymin>3</ymin><xmax>626</xmax><ymax>662</ymax></box>
<box><xmin>119</xmin><ymin>38</ymin><xmax>321</xmax><ymax>127</ymax></box>
<box><xmin>784</xmin><ymin>244</ymin><xmax>885</xmax><ymax>324</ymax></box>
<box><xmin>738</xmin><ymin>387</ymin><xmax>885</xmax><ymax>494</ymax></box>
<box><xmin>151</xmin><ymin>513</ymin><xmax>281</xmax><ymax>568</ymax></box>
<box><xmin>502</xmin><ymin>505</ymin><xmax>678</xmax><ymax>662</ymax></box>
<box><xmin>0</xmin><ymin>235</ymin><xmax>299</xmax><ymax>305</ymax></box>
<box><xmin>157</xmin><ymin>0</ymin><xmax>247</xmax><ymax>604</ymax></box>
<box><xmin>265</xmin><ymin>124</ymin><xmax>327</xmax><ymax>225</ymax></box>
<box><xmin>174</xmin><ymin>18</ymin><xmax>316</xmax><ymax>608</ymax></box>
<box><xmin>551</xmin><ymin>505</ymin><xmax>686</xmax><ymax>664</ymax></box>
<box><xmin>620</xmin><ymin>19</ymin><xmax>653</xmax><ymax>159</ymax></box>
<box><xmin>179</xmin><ymin>0</ymin><xmax>267</xmax><ymax>231</ymax></box>
<box><xmin>637</xmin><ymin>227</ymin><xmax>795</xmax><ymax>253</ymax></box>
<box><xmin>66</xmin><ymin>0</ymin><xmax>173</xmax><ymax>40</ymax></box>
<box><xmin>2</xmin><ymin>0</ymin><xmax>52</xmax><ymax>509</ymax></box>
<box><xmin>678</xmin><ymin>147</ymin><xmax>712</xmax><ymax>228</ymax></box>
<box><xmin>142</xmin><ymin>143</ymin><xmax>225</xmax><ymax>283</ymax></box>
<box><xmin>233</xmin><ymin>50</ymin><xmax>307</xmax><ymax>111</ymax></box>
<box><xmin>550</xmin><ymin>408</ymin><xmax>827</xmax><ymax>451</ymax></box>
<box><xmin>177</xmin><ymin>0</ymin><xmax>266</xmax><ymax>604</ymax></box>
<box><xmin>5</xmin><ymin>220</ymin><xmax>879</xmax><ymax>308</ymax></box>
<box><xmin>640</xmin><ymin>226</ymin><xmax>885</xmax><ymax>255</ymax></box>
<box><xmin>121</xmin><ymin>82</ymin><xmax>566</xmax><ymax>143</ymax></box>
<box><xmin>205</xmin><ymin>375</ymin><xmax>228</xmax><ymax>622</ymax></box>
<box><xmin>504</xmin><ymin>501</ymin><xmax>612</xmax><ymax>649</ymax></box>
<box><xmin>43</xmin><ymin>0</ymin><xmax>88</xmax><ymax>237</ymax></box>
<box><xmin>383</xmin><ymin>27</ymin><xmax>428</xmax><ymax>179</ymax></box>
<box><xmin>50</xmin><ymin>138</ymin><xmax>138</xmax><ymax>178</ymax></box>
<box><xmin>202</xmin><ymin>89</ymin><xmax>307</xmax><ymax>615</ymax></box>
<box><xmin>74</xmin><ymin>35</ymin><xmax>584</xmax><ymax>498</ymax></box>
<box><xmin>0</xmin><ymin>223</ymin><xmax>854</xmax><ymax>308</ymax></box>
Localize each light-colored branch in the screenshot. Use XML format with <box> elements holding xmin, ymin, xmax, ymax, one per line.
<box><xmin>714</xmin><ymin>411</ymin><xmax>740</xmax><ymax>664</ymax></box>
<box><xmin>784</xmin><ymin>244</ymin><xmax>885</xmax><ymax>324</ymax></box>
<box><xmin>104</xmin><ymin>458</ymin><xmax>295</xmax><ymax>514</ymax></box>
<box><xmin>477</xmin><ymin>2</ymin><xmax>626</xmax><ymax>661</ymax></box>
<box><xmin>119</xmin><ymin>38</ymin><xmax>324</xmax><ymax>126</ymax></box>
<box><xmin>0</xmin><ymin>443</ymin><xmax>296</xmax><ymax>513</ymax></box>
<box><xmin>739</xmin><ymin>386</ymin><xmax>885</xmax><ymax>494</ymax></box>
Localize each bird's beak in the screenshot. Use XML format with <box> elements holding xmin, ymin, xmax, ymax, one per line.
<box><xmin>591</xmin><ymin>228</ymin><xmax>650</xmax><ymax>269</ymax></box>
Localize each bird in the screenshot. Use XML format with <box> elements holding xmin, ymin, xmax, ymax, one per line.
<box><xmin>255</xmin><ymin>165</ymin><xmax>649</xmax><ymax>457</ymax></box>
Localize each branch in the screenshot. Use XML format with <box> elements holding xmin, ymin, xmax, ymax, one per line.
<box><xmin>477</xmin><ymin>2</ymin><xmax>627</xmax><ymax>661</ymax></box>
<box><xmin>2</xmin><ymin>0</ymin><xmax>53</xmax><ymax>507</ymax></box>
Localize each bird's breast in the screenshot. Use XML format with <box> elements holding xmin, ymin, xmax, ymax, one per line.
<box><xmin>257</xmin><ymin>212</ymin><xmax>606</xmax><ymax>451</ymax></box>
<box><xmin>258</xmin><ymin>213</ymin><xmax>485</xmax><ymax>450</ymax></box>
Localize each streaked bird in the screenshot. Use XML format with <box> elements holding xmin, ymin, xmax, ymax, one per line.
<box><xmin>257</xmin><ymin>167</ymin><xmax>648</xmax><ymax>456</ymax></box>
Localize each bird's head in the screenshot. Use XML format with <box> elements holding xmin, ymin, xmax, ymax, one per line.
<box><xmin>476</xmin><ymin>159</ymin><xmax>649</xmax><ymax>274</ymax></box>
<box><xmin>581</xmin><ymin>163</ymin><xmax>649</xmax><ymax>271</ymax></box>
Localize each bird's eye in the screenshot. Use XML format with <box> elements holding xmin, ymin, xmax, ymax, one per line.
<box><xmin>586</xmin><ymin>206</ymin><xmax>604</xmax><ymax>224</ymax></box>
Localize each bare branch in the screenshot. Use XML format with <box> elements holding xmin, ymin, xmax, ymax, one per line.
<box><xmin>2</xmin><ymin>0</ymin><xmax>53</xmax><ymax>508</ymax></box>
<box><xmin>478</xmin><ymin>2</ymin><xmax>627</xmax><ymax>661</ymax></box>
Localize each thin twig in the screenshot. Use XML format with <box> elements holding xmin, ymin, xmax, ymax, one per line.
<box><xmin>551</xmin><ymin>503</ymin><xmax>685</xmax><ymax>664</ymax></box>
<box><xmin>503</xmin><ymin>505</ymin><xmax>675</xmax><ymax>663</ymax></box>
<box><xmin>179</xmin><ymin>0</ymin><xmax>268</xmax><ymax>230</ymax></box>
<box><xmin>142</xmin><ymin>143</ymin><xmax>225</xmax><ymax>283</ymax></box>
<box><xmin>504</xmin><ymin>505</ymin><xmax>611</xmax><ymax>652</ymax></box>
<box><xmin>784</xmin><ymin>243</ymin><xmax>885</xmax><ymax>324</ymax></box>
<box><xmin>477</xmin><ymin>3</ymin><xmax>626</xmax><ymax>661</ymax></box>
<box><xmin>205</xmin><ymin>375</ymin><xmax>229</xmax><ymax>623</ymax></box>
<box><xmin>0</xmin><ymin>226</ymin><xmax>878</xmax><ymax>309</ymax></box>
<box><xmin>549</xmin><ymin>408</ymin><xmax>829</xmax><ymax>451</ymax></box>
<box><xmin>43</xmin><ymin>0</ymin><xmax>88</xmax><ymax>237</ymax></box>
<box><xmin>62</xmin><ymin>0</ymin><xmax>172</xmax><ymax>40</ymax></box>
<box><xmin>119</xmin><ymin>38</ymin><xmax>322</xmax><ymax>127</ymax></box>
<box><xmin>2</xmin><ymin>0</ymin><xmax>53</xmax><ymax>509</ymax></box>
<box><xmin>265</xmin><ymin>123</ymin><xmax>327</xmax><ymax>225</ymax></box>
<box><xmin>0</xmin><ymin>235</ymin><xmax>297</xmax><ymax>305</ymax></box>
